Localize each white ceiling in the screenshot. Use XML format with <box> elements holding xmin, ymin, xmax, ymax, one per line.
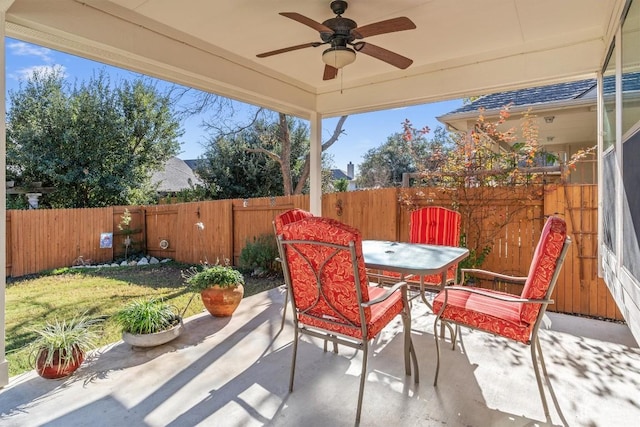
<box><xmin>4</xmin><ymin>0</ymin><xmax>626</xmax><ymax>119</ymax></box>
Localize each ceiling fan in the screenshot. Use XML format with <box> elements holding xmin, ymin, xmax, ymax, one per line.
<box><xmin>256</xmin><ymin>0</ymin><xmax>416</xmax><ymax>80</ymax></box>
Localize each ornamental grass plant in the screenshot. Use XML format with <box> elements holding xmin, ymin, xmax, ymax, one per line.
<box><xmin>113</xmin><ymin>298</ymin><xmax>181</xmax><ymax>335</ymax></box>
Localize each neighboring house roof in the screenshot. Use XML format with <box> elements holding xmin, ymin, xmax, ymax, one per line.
<box><xmin>447</xmin><ymin>80</ymin><xmax>596</xmax><ymax>115</ymax></box>
<box><xmin>331</xmin><ymin>169</ymin><xmax>351</xmax><ymax>180</ymax></box>
<box><xmin>436</xmin><ymin>72</ymin><xmax>640</xmax><ymax>162</ymax></box>
<box><xmin>183</xmin><ymin>159</ymin><xmax>202</xmax><ymax>171</ymax></box>
<box><xmin>151</xmin><ymin>157</ymin><xmax>203</xmax><ymax>193</ymax></box>
<box><xmin>440</xmin><ymin>72</ymin><xmax>640</xmax><ymax>118</ymax></box>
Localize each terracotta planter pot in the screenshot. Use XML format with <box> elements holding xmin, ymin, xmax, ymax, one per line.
<box><xmin>35</xmin><ymin>346</ymin><xmax>85</xmax><ymax>379</ymax></box>
<box><xmin>200</xmin><ymin>284</ymin><xmax>244</xmax><ymax>317</ymax></box>
<box><xmin>122</xmin><ymin>319</ymin><xmax>184</xmax><ymax>347</ymax></box>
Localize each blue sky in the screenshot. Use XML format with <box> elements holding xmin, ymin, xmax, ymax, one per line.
<box><xmin>5</xmin><ymin>37</ymin><xmax>462</xmax><ymax>174</ymax></box>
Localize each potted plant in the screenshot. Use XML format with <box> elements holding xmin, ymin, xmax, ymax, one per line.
<box><xmin>113</xmin><ymin>298</ymin><xmax>183</xmax><ymax>348</ymax></box>
<box><xmin>184</xmin><ymin>263</ymin><xmax>245</xmax><ymax>317</ymax></box>
<box><xmin>30</xmin><ymin>314</ymin><xmax>102</xmax><ymax>379</ymax></box>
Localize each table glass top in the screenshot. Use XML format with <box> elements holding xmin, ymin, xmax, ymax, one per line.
<box><xmin>362</xmin><ymin>240</ymin><xmax>469</xmax><ymax>275</ymax></box>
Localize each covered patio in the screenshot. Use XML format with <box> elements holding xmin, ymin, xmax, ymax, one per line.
<box><xmin>1</xmin><ymin>2</ymin><xmax>639</xmax><ymax>423</ymax></box>
<box><xmin>1</xmin><ymin>288</ymin><xmax>638</xmax><ymax>426</ymax></box>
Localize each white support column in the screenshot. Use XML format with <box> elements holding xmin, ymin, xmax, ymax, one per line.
<box><xmin>309</xmin><ymin>111</ymin><xmax>322</xmax><ymax>216</ymax></box>
<box><xmin>1</xmin><ymin>1</ymin><xmax>15</xmax><ymax>388</ymax></box>
<box><xmin>596</xmin><ymin>72</ymin><xmax>604</xmax><ymax>277</ymax></box>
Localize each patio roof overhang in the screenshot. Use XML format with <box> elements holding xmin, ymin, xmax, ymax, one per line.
<box><xmin>3</xmin><ymin>0</ymin><xmax>626</xmax><ymax>119</ymax></box>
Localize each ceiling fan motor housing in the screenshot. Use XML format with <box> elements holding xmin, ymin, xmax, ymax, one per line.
<box><xmin>321</xmin><ymin>17</ymin><xmax>357</xmax><ymax>43</ymax></box>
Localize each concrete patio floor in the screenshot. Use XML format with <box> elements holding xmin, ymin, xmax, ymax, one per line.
<box><xmin>1</xmin><ymin>286</ymin><xmax>638</xmax><ymax>427</ymax></box>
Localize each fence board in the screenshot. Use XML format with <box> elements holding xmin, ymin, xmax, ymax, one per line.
<box><xmin>5</xmin><ymin>215</ymin><xmax>11</xmax><ymax>276</ymax></box>
<box><xmin>145</xmin><ymin>205</ymin><xmax>178</xmax><ymax>260</ymax></box>
<box><xmin>232</xmin><ymin>195</ymin><xmax>309</xmax><ymax>265</ymax></box>
<box><xmin>180</xmin><ymin>200</ymin><xmax>233</xmax><ymax>265</ymax></box>
<box><xmin>323</xmin><ymin>188</ymin><xmax>398</xmax><ymax>240</ymax></box>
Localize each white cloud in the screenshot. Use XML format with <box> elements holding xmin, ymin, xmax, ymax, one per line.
<box><xmin>10</xmin><ymin>65</ymin><xmax>67</xmax><ymax>82</ymax></box>
<box><xmin>8</xmin><ymin>41</ymin><xmax>53</xmax><ymax>62</ymax></box>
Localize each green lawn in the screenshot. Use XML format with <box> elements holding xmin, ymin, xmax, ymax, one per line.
<box><xmin>5</xmin><ymin>263</ymin><xmax>282</xmax><ymax>377</ymax></box>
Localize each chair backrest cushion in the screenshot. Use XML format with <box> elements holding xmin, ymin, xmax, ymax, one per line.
<box><xmin>280</xmin><ymin>217</ymin><xmax>371</xmax><ymax>327</ymax></box>
<box><xmin>274</xmin><ymin>209</ymin><xmax>314</xmax><ymax>234</ymax></box>
<box><xmin>520</xmin><ymin>216</ymin><xmax>568</xmax><ymax>324</ymax></box>
<box><xmin>410</xmin><ymin>207</ymin><xmax>461</xmax><ymax>246</ymax></box>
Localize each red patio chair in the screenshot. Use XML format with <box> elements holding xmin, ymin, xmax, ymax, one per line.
<box><xmin>277</xmin><ymin>216</ymin><xmax>419</xmax><ymax>423</ymax></box>
<box><xmin>408</xmin><ymin>206</ymin><xmax>461</xmax><ymax>287</ymax></box>
<box><xmin>432</xmin><ymin>215</ymin><xmax>571</xmax><ymax>419</ymax></box>
<box><xmin>370</xmin><ymin>206</ymin><xmax>461</xmax><ymax>297</ymax></box>
<box><xmin>273</xmin><ymin>209</ymin><xmax>314</xmax><ymax>332</ymax></box>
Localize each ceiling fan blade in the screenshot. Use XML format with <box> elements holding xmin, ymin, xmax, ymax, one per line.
<box><xmin>323</xmin><ymin>65</ymin><xmax>339</xmax><ymax>80</ymax></box>
<box><xmin>357</xmin><ymin>43</ymin><xmax>413</xmax><ymax>69</ymax></box>
<box><xmin>257</xmin><ymin>42</ymin><xmax>319</xmax><ymax>58</ymax></box>
<box><xmin>351</xmin><ymin>17</ymin><xmax>416</xmax><ymax>39</ymax></box>
<box><xmin>280</xmin><ymin>12</ymin><xmax>333</xmax><ymax>35</ymax></box>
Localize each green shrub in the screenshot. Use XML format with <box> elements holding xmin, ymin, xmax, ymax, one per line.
<box><xmin>239</xmin><ymin>233</ymin><xmax>280</xmax><ymax>275</ymax></box>
<box><xmin>184</xmin><ymin>264</ymin><xmax>245</xmax><ymax>290</ymax></box>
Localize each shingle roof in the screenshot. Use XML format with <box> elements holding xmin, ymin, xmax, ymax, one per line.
<box><xmin>444</xmin><ymin>72</ymin><xmax>640</xmax><ymax>116</ymax></box>
<box><xmin>151</xmin><ymin>157</ymin><xmax>203</xmax><ymax>193</ymax></box>
<box><xmin>183</xmin><ymin>159</ymin><xmax>202</xmax><ymax>170</ymax></box>
<box><xmin>447</xmin><ymin>80</ymin><xmax>596</xmax><ymax>115</ymax></box>
<box><xmin>331</xmin><ymin>169</ymin><xmax>351</xmax><ymax>180</ymax></box>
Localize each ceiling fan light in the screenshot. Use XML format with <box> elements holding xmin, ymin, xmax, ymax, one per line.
<box><xmin>322</xmin><ymin>46</ymin><xmax>356</xmax><ymax>68</ymax></box>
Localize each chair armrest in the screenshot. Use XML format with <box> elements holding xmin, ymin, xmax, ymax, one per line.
<box><xmin>362</xmin><ymin>281</ymin><xmax>408</xmax><ymax>307</ymax></box>
<box><xmin>442</xmin><ymin>286</ymin><xmax>553</xmax><ymax>304</ymax></box>
<box><xmin>461</xmin><ymin>268</ymin><xmax>528</xmax><ymax>284</ymax></box>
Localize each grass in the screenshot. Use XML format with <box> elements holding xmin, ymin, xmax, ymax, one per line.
<box><xmin>5</xmin><ymin>262</ymin><xmax>283</xmax><ymax>377</ymax></box>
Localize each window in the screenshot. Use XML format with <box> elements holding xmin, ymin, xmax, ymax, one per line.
<box><xmin>622</xmin><ymin>0</ymin><xmax>640</xmax><ymax>274</ymax></box>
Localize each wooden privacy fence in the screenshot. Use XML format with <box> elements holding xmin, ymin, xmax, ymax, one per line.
<box><xmin>4</xmin><ymin>185</ymin><xmax>622</xmax><ymax>320</ymax></box>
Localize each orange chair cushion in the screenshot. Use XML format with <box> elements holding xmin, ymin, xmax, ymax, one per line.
<box><xmin>433</xmin><ymin>287</ymin><xmax>533</xmax><ymax>344</ymax></box>
<box><xmin>300</xmin><ymin>286</ymin><xmax>403</xmax><ymax>340</ymax></box>
<box><xmin>274</xmin><ymin>208</ymin><xmax>313</xmax><ymax>233</ymax></box>
<box><xmin>409</xmin><ymin>207</ymin><xmax>461</xmax><ymax>286</ymax></box>
<box><xmin>410</xmin><ymin>207</ymin><xmax>461</xmax><ymax>246</ymax></box>
<box><xmin>519</xmin><ymin>216</ymin><xmax>567</xmax><ymax>324</ymax></box>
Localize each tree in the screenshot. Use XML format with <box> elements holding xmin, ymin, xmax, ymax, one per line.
<box><xmin>400</xmin><ymin>107</ymin><xmax>552</xmax><ymax>269</ymax></box>
<box><xmin>197</xmin><ymin>111</ymin><xmax>346</xmax><ymax>197</ymax></box>
<box><xmin>6</xmin><ymin>69</ymin><xmax>182</xmax><ymax>208</ymax></box>
<box><xmin>196</xmin><ymin>131</ymin><xmax>285</xmax><ymax>200</ymax></box>
<box><xmin>171</xmin><ymin>87</ymin><xmax>348</xmax><ymax>196</ymax></box>
<box><xmin>333</xmin><ymin>178</ymin><xmax>349</xmax><ymax>192</ymax></box>
<box><xmin>357</xmin><ymin>123</ymin><xmax>451</xmax><ymax>188</ymax></box>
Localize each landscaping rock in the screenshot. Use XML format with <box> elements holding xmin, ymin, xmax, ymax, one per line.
<box><xmin>68</xmin><ymin>257</ymin><xmax>173</xmax><ymax>270</ymax></box>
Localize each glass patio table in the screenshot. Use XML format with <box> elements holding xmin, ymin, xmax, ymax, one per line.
<box><xmin>362</xmin><ymin>240</ymin><xmax>469</xmax><ymax>308</ymax></box>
